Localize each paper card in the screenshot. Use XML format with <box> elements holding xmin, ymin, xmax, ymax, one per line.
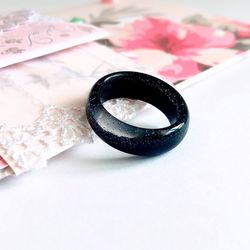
<box><xmin>0</xmin><ymin>42</ymin><xmax>145</xmax><ymax>179</ymax></box>
<box><xmin>0</xmin><ymin>10</ymin><xmax>108</xmax><ymax>68</ymax></box>
<box><xmin>55</xmin><ymin>0</ymin><xmax>250</xmax><ymax>89</ymax></box>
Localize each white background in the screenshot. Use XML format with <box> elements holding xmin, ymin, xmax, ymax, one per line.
<box><xmin>1</xmin><ymin>1</ymin><xmax>250</xmax><ymax>250</ymax></box>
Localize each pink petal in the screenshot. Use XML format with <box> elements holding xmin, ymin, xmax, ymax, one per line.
<box><xmin>101</xmin><ymin>0</ymin><xmax>119</xmax><ymax>3</ymax></box>
<box><xmin>121</xmin><ymin>17</ymin><xmax>236</xmax><ymax>56</ymax></box>
<box><xmin>158</xmin><ymin>58</ymin><xmax>201</xmax><ymax>83</ymax></box>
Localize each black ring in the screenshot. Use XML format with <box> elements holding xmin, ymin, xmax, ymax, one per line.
<box><xmin>86</xmin><ymin>71</ymin><xmax>189</xmax><ymax>156</ymax></box>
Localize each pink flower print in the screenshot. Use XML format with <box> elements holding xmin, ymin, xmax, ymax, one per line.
<box><xmin>158</xmin><ymin>57</ymin><xmax>202</xmax><ymax>83</ymax></box>
<box><xmin>121</xmin><ymin>17</ymin><xmax>236</xmax><ymax>56</ymax></box>
<box><xmin>212</xmin><ymin>17</ymin><xmax>250</xmax><ymax>39</ymax></box>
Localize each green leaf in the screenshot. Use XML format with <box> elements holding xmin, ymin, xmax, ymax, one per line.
<box><xmin>234</xmin><ymin>39</ymin><xmax>250</xmax><ymax>51</ymax></box>
<box><xmin>182</xmin><ymin>14</ymin><xmax>210</xmax><ymax>26</ymax></box>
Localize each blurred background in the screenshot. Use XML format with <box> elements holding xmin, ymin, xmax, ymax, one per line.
<box><xmin>1</xmin><ymin>0</ymin><xmax>250</xmax><ymax>21</ymax></box>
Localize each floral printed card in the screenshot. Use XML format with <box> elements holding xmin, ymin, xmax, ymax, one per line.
<box><xmin>0</xmin><ymin>10</ymin><xmax>108</xmax><ymax>68</ymax></box>
<box><xmin>55</xmin><ymin>0</ymin><xmax>250</xmax><ymax>88</ymax></box>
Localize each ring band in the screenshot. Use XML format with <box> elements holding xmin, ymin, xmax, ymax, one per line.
<box><xmin>86</xmin><ymin>71</ymin><xmax>189</xmax><ymax>156</ymax></box>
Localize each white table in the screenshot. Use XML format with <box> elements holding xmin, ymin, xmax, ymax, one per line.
<box><xmin>1</xmin><ymin>1</ymin><xmax>250</xmax><ymax>249</ymax></box>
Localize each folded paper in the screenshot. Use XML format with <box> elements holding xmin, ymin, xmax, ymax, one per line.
<box><xmin>0</xmin><ymin>42</ymin><xmax>146</xmax><ymax>179</ymax></box>
<box><xmin>0</xmin><ymin>10</ymin><xmax>108</xmax><ymax>68</ymax></box>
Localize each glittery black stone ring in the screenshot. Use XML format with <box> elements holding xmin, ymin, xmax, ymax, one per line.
<box><xmin>86</xmin><ymin>71</ymin><xmax>189</xmax><ymax>156</ymax></box>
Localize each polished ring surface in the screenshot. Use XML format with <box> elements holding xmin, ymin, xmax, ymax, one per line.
<box><xmin>86</xmin><ymin>71</ymin><xmax>189</xmax><ymax>156</ymax></box>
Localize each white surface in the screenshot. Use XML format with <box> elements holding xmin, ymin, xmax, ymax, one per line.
<box><xmin>1</xmin><ymin>1</ymin><xmax>250</xmax><ymax>250</ymax></box>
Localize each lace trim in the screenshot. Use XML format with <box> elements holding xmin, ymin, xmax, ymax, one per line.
<box><xmin>0</xmin><ymin>105</ymin><xmax>92</xmax><ymax>175</ymax></box>
<box><xmin>0</xmin><ymin>10</ymin><xmax>40</xmax><ymax>33</ymax></box>
<box><xmin>0</xmin><ymin>166</ymin><xmax>14</xmax><ymax>180</ymax></box>
<box><xmin>104</xmin><ymin>98</ymin><xmax>146</xmax><ymax>120</ymax></box>
<box><xmin>0</xmin><ymin>99</ymin><xmax>145</xmax><ymax>178</ymax></box>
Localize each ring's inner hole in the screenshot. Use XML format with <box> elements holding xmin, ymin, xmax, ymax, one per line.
<box><xmin>104</xmin><ymin>98</ymin><xmax>170</xmax><ymax>129</ymax></box>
